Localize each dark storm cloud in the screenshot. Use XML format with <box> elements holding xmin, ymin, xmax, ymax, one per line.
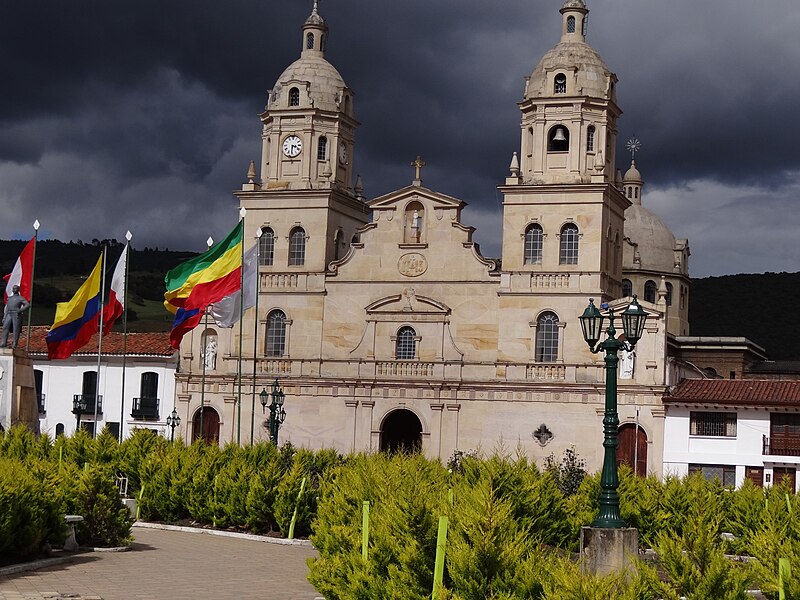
<box><xmin>0</xmin><ymin>0</ymin><xmax>798</xmax><ymax>275</ymax></box>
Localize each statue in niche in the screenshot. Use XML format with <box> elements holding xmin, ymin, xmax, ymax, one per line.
<box><xmin>203</xmin><ymin>335</ymin><xmax>218</xmax><ymax>370</ymax></box>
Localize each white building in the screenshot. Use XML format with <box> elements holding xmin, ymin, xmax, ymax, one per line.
<box><xmin>663</xmin><ymin>379</ymin><xmax>800</xmax><ymax>492</ymax></box>
<box><xmin>26</xmin><ymin>327</ymin><xmax>178</xmax><ymax>440</ymax></box>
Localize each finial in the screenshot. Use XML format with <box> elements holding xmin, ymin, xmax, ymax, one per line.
<box><xmin>312</xmin><ymin>0</ymin><xmax>319</xmax><ymax>14</ymax></box>
<box><xmin>509</xmin><ymin>152</ymin><xmax>520</xmax><ymax>177</ymax></box>
<box><xmin>33</xmin><ymin>219</ymin><xmax>40</xmax><ymax>231</ymax></box>
<box><xmin>411</xmin><ymin>156</ymin><xmax>425</xmax><ymax>186</ymax></box>
<box><xmin>206</xmin><ymin>237</ymin><xmax>214</xmax><ymax>249</ymax></box>
<box><xmin>125</xmin><ymin>230</ymin><xmax>132</xmax><ymax>242</ymax></box>
<box><xmin>247</xmin><ymin>160</ymin><xmax>256</xmax><ymax>184</ymax></box>
<box><xmin>626</xmin><ymin>136</ymin><xmax>642</xmax><ymax>162</ymax></box>
<box><xmin>355</xmin><ymin>174</ymin><xmax>364</xmax><ymax>199</ymax></box>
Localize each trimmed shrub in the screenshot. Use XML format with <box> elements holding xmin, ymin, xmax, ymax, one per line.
<box><xmin>70</xmin><ymin>465</ymin><xmax>133</xmax><ymax>547</ymax></box>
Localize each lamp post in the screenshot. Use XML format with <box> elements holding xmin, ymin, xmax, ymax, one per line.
<box><xmin>260</xmin><ymin>379</ymin><xmax>286</xmax><ymax>445</ymax></box>
<box><xmin>72</xmin><ymin>395</ymin><xmax>87</xmax><ymax>433</ymax></box>
<box><xmin>579</xmin><ymin>296</ymin><xmax>647</xmax><ymax>529</ymax></box>
<box><xmin>166</xmin><ymin>407</ymin><xmax>181</xmax><ymax>442</ymax></box>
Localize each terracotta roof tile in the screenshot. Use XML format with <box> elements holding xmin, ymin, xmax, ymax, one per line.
<box><xmin>667</xmin><ymin>379</ymin><xmax>800</xmax><ymax>408</ymax></box>
<box><xmin>20</xmin><ymin>326</ymin><xmax>175</xmax><ymax>358</ymax></box>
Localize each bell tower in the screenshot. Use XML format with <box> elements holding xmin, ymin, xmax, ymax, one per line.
<box><xmin>258</xmin><ymin>1</ymin><xmax>357</xmax><ymax>192</ymax></box>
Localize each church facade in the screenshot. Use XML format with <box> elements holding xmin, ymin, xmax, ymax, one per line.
<box><xmin>174</xmin><ymin>0</ymin><xmax>687</xmax><ymax>476</ymax></box>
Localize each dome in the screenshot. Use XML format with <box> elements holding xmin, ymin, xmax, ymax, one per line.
<box><xmin>624</xmin><ymin>203</ymin><xmax>677</xmax><ymax>273</ymax></box>
<box><xmin>561</xmin><ymin>0</ymin><xmax>587</xmax><ymax>8</ymax></box>
<box><xmin>271</xmin><ymin>56</ymin><xmax>347</xmax><ymax>113</ymax></box>
<box><xmin>623</xmin><ymin>160</ymin><xmax>642</xmax><ymax>183</ymax></box>
<box><xmin>525</xmin><ymin>41</ymin><xmax>613</xmax><ymax>100</ymax></box>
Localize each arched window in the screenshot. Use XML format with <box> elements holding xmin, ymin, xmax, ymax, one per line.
<box><xmin>634</xmin><ymin>188</ymin><xmax>639</xmax><ymax>199</ymax></box>
<box><xmin>554</xmin><ymin>73</ymin><xmax>567</xmax><ymax>94</ymax></box>
<box><xmin>351</xmin><ymin>233</ymin><xmax>360</xmax><ymax>245</ymax></box>
<box><xmin>524</xmin><ymin>224</ymin><xmax>543</xmax><ymax>265</ymax></box>
<box><xmin>306</xmin><ymin>32</ymin><xmax>314</xmax><ymax>49</ymax></box>
<box><xmin>289</xmin><ymin>87</ymin><xmax>300</xmax><ymax>107</ymax></box>
<box><xmin>266</xmin><ymin>310</ymin><xmax>287</xmax><ymax>357</ymax></box>
<box><xmin>289</xmin><ymin>227</ymin><xmax>306</xmax><ymax>266</ymax></box>
<box><xmin>644</xmin><ymin>280</ymin><xmax>657</xmax><ymax>303</ymax></box>
<box><xmin>547</xmin><ymin>125</ymin><xmax>569</xmax><ymax>152</ymax></box>
<box><xmin>321</xmin><ymin>33</ymin><xmax>327</xmax><ymax>52</ymax></box>
<box><xmin>535</xmin><ymin>312</ymin><xmax>559</xmax><ymax>362</ymax></box>
<box><xmin>587</xmin><ymin>126</ymin><xmax>596</xmax><ymax>152</ymax></box>
<box><xmin>55</xmin><ymin>423</ymin><xmax>65</xmax><ymax>437</ymax></box>
<box><xmin>622</xmin><ymin>279</ymin><xmax>633</xmax><ymax>297</ymax></box>
<box><xmin>34</xmin><ymin>369</ymin><xmax>44</xmax><ymax>413</ymax></box>
<box><xmin>259</xmin><ymin>227</ymin><xmax>274</xmax><ymax>266</ymax></box>
<box><xmin>567</xmin><ymin>16</ymin><xmax>576</xmax><ymax>33</ymax></box>
<box><xmin>395</xmin><ymin>326</ymin><xmax>416</xmax><ymax>360</ymax></box>
<box><xmin>140</xmin><ymin>372</ymin><xmax>158</xmax><ymax>399</ymax></box>
<box><xmin>626</xmin><ymin>187</ymin><xmax>632</xmax><ymax>199</ymax></box>
<box><xmin>559</xmin><ymin>223</ymin><xmax>579</xmax><ymax>265</ymax></box>
<box><xmin>317</xmin><ymin>136</ymin><xmax>327</xmax><ymax>161</ymax></box>
<box><xmin>665</xmin><ymin>282</ymin><xmax>673</xmax><ymax>306</ymax></box>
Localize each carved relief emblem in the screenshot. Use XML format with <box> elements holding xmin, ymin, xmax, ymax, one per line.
<box><xmin>398</xmin><ymin>253</ymin><xmax>428</xmax><ymax>277</ymax></box>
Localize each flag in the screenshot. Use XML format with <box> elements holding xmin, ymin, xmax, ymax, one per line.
<box><xmin>46</xmin><ymin>253</ymin><xmax>104</xmax><ymax>359</ymax></box>
<box><xmin>103</xmin><ymin>244</ymin><xmax>128</xmax><ymax>333</ymax></box>
<box><xmin>3</xmin><ymin>237</ymin><xmax>35</xmax><ymax>303</ymax></box>
<box><xmin>210</xmin><ymin>244</ymin><xmax>257</xmax><ymax>328</ymax></box>
<box><xmin>164</xmin><ymin>221</ymin><xmax>243</xmax><ymax>348</ymax></box>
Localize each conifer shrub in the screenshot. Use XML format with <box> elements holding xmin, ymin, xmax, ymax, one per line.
<box><xmin>0</xmin><ymin>424</ymin><xmax>38</xmax><ymax>460</ymax></box>
<box><xmin>138</xmin><ymin>441</ymin><xmax>189</xmax><ymax>522</ymax></box>
<box><xmin>186</xmin><ymin>441</ymin><xmax>222</xmax><ymax>524</ymax></box>
<box><xmin>212</xmin><ymin>447</ymin><xmax>254</xmax><ymax>528</ymax></box>
<box><xmin>118</xmin><ymin>428</ymin><xmax>164</xmax><ymax>494</ymax></box>
<box><xmin>70</xmin><ymin>465</ymin><xmax>133</xmax><ymax>547</ymax></box>
<box><xmin>91</xmin><ymin>427</ymin><xmax>120</xmax><ymax>465</ymax></box>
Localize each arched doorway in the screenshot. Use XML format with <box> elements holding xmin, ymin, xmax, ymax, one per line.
<box><xmin>380</xmin><ymin>409</ymin><xmax>422</xmax><ymax>454</ymax></box>
<box><xmin>617</xmin><ymin>423</ymin><xmax>647</xmax><ymax>476</ymax></box>
<box><xmin>192</xmin><ymin>407</ymin><xmax>221</xmax><ymax>443</ymax></box>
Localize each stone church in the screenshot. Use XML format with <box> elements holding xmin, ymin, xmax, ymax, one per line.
<box><xmin>174</xmin><ymin>0</ymin><xmax>690</xmax><ymax>476</ymax></box>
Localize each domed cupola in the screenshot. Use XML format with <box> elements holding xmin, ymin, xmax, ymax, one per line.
<box><xmin>514</xmin><ymin>0</ymin><xmax>621</xmax><ymax>185</ymax></box>
<box><xmin>623</xmin><ymin>160</ymin><xmax>643</xmax><ymax>204</ymax></box>
<box><xmin>258</xmin><ymin>1</ymin><xmax>357</xmax><ymax>191</ymax></box>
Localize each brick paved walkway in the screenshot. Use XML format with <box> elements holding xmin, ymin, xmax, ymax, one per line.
<box><xmin>0</xmin><ymin>525</ymin><xmax>321</xmax><ymax>600</ymax></box>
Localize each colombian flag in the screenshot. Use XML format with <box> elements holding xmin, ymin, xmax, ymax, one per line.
<box><xmin>164</xmin><ymin>221</ymin><xmax>243</xmax><ymax>349</ymax></box>
<box><xmin>46</xmin><ymin>253</ymin><xmax>104</xmax><ymax>359</ymax></box>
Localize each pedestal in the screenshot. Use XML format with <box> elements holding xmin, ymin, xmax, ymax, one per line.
<box><xmin>0</xmin><ymin>348</ymin><xmax>39</xmax><ymax>433</ymax></box>
<box><xmin>580</xmin><ymin>526</ymin><xmax>638</xmax><ymax>576</ymax></box>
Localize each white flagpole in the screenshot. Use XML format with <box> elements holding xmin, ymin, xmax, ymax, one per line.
<box><xmin>237</xmin><ymin>208</ymin><xmax>246</xmax><ymax>445</ymax></box>
<box><xmin>118</xmin><ymin>232</ymin><xmax>132</xmax><ymax>442</ymax></box>
<box><xmin>251</xmin><ymin>227</ymin><xmax>262</xmax><ymax>445</ymax></box>
<box><xmin>26</xmin><ymin>220</ymin><xmax>40</xmax><ymax>354</ymax></box>
<box><xmin>199</xmin><ymin>236</ymin><xmax>213</xmax><ymax>441</ymax></box>
<box><xmin>93</xmin><ymin>248</ymin><xmax>107</xmax><ymax>437</ymax></box>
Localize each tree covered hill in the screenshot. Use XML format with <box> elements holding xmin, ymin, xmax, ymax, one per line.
<box><xmin>1</xmin><ymin>240</ymin><xmax>797</xmax><ymax>357</ymax></box>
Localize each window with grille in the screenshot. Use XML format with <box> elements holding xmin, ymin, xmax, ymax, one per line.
<box><xmin>395</xmin><ymin>326</ymin><xmax>416</xmax><ymax>360</ymax></box>
<box><xmin>266</xmin><ymin>310</ymin><xmax>287</xmax><ymax>357</ymax></box>
<box><xmin>665</xmin><ymin>282</ymin><xmax>673</xmax><ymax>306</ymax></box>
<box><xmin>306</xmin><ymin>33</ymin><xmax>314</xmax><ymax>49</ymax></box>
<box><xmin>317</xmin><ymin>136</ymin><xmax>327</xmax><ymax>161</ymax></box>
<box><xmin>289</xmin><ymin>227</ymin><xmax>306</xmax><ymax>266</ymax></box>
<box><xmin>690</xmin><ymin>412</ymin><xmax>737</xmax><ymax>437</ymax></box>
<box><xmin>259</xmin><ymin>228</ymin><xmax>274</xmax><ymax>266</ymax></box>
<box><xmin>289</xmin><ymin>87</ymin><xmax>300</xmax><ymax>107</ymax></box>
<box><xmin>644</xmin><ymin>280</ymin><xmax>657</xmax><ymax>303</ymax></box>
<box><xmin>567</xmin><ymin>16</ymin><xmax>576</xmax><ymax>33</ymax></box>
<box><xmin>622</xmin><ymin>279</ymin><xmax>632</xmax><ymax>297</ymax></box>
<box><xmin>587</xmin><ymin>126</ymin><xmax>595</xmax><ymax>152</ymax></box>
<box><xmin>535</xmin><ymin>312</ymin><xmax>559</xmax><ymax>362</ymax></box>
<box><xmin>559</xmin><ymin>223</ymin><xmax>579</xmax><ymax>264</ymax></box>
<box><xmin>524</xmin><ymin>224</ymin><xmax>543</xmax><ymax>265</ymax></box>
<box><xmin>689</xmin><ymin>464</ymin><xmax>736</xmax><ymax>487</ymax></box>
<box><xmin>554</xmin><ymin>73</ymin><xmax>567</xmax><ymax>94</ymax></box>
<box><xmin>140</xmin><ymin>372</ymin><xmax>158</xmax><ymax>398</ymax></box>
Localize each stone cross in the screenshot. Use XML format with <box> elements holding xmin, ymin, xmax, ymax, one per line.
<box><xmin>411</xmin><ymin>156</ymin><xmax>425</xmax><ymax>186</ymax></box>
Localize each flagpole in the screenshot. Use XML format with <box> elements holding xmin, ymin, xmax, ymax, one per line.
<box><xmin>118</xmin><ymin>232</ymin><xmax>132</xmax><ymax>442</ymax></box>
<box><xmin>26</xmin><ymin>220</ymin><xmax>40</xmax><ymax>354</ymax></box>
<box><xmin>93</xmin><ymin>248</ymin><xmax>107</xmax><ymax>438</ymax></box>
<box><xmin>251</xmin><ymin>227</ymin><xmax>262</xmax><ymax>445</ymax></box>
<box><xmin>199</xmin><ymin>236</ymin><xmax>213</xmax><ymax>442</ymax></box>
<box><xmin>237</xmin><ymin>208</ymin><xmax>246</xmax><ymax>446</ymax></box>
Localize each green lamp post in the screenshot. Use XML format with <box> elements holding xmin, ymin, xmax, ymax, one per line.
<box><xmin>579</xmin><ymin>296</ymin><xmax>647</xmax><ymax>528</ymax></box>
<box><xmin>260</xmin><ymin>379</ymin><xmax>287</xmax><ymax>446</ymax></box>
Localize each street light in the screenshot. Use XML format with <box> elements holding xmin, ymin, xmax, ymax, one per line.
<box><xmin>72</xmin><ymin>395</ymin><xmax>87</xmax><ymax>433</ymax></box>
<box><xmin>260</xmin><ymin>379</ymin><xmax>287</xmax><ymax>445</ymax></box>
<box><xmin>166</xmin><ymin>407</ymin><xmax>181</xmax><ymax>442</ymax></box>
<box><xmin>579</xmin><ymin>296</ymin><xmax>647</xmax><ymax>529</ymax></box>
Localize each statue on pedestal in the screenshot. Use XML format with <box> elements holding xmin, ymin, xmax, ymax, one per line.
<box><xmin>2</xmin><ymin>286</ymin><xmax>30</xmax><ymax>349</ymax></box>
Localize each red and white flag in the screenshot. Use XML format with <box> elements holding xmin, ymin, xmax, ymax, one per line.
<box><xmin>102</xmin><ymin>244</ymin><xmax>128</xmax><ymax>332</ymax></box>
<box><xmin>3</xmin><ymin>236</ymin><xmax>35</xmax><ymax>303</ymax></box>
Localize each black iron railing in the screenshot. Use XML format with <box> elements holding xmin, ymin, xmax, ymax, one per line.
<box><xmin>73</xmin><ymin>394</ymin><xmax>103</xmax><ymax>415</ymax></box>
<box><xmin>131</xmin><ymin>397</ymin><xmax>160</xmax><ymax>420</ymax></box>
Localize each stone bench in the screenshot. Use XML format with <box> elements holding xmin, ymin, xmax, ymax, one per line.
<box><xmin>64</xmin><ymin>515</ymin><xmax>84</xmax><ymax>551</ymax></box>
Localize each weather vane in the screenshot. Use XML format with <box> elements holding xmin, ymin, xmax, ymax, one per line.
<box><xmin>626</xmin><ymin>136</ymin><xmax>642</xmax><ymax>162</ymax></box>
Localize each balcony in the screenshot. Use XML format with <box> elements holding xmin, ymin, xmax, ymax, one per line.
<box><xmin>763</xmin><ymin>435</ymin><xmax>800</xmax><ymax>456</ymax></box>
<box><xmin>132</xmin><ymin>397</ymin><xmax>160</xmax><ymax>420</ymax></box>
<box><xmin>73</xmin><ymin>395</ymin><xmax>103</xmax><ymax>415</ymax></box>
<box><xmin>37</xmin><ymin>394</ymin><xmax>46</xmax><ymax>414</ymax></box>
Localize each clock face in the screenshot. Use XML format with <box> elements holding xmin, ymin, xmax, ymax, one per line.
<box><xmin>338</xmin><ymin>142</ymin><xmax>348</xmax><ymax>165</ymax></box>
<box><xmin>282</xmin><ymin>135</ymin><xmax>302</xmax><ymax>158</ymax></box>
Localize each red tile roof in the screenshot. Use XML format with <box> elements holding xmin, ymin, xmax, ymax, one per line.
<box><xmin>667</xmin><ymin>379</ymin><xmax>800</xmax><ymax>407</ymax></box>
<box><xmin>20</xmin><ymin>326</ymin><xmax>174</xmax><ymax>358</ymax></box>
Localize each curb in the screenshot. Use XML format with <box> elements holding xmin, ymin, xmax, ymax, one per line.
<box><xmin>0</xmin><ymin>555</ymin><xmax>76</xmax><ymax>577</ymax></box>
<box><xmin>133</xmin><ymin>522</ymin><xmax>314</xmax><ymax>547</ymax></box>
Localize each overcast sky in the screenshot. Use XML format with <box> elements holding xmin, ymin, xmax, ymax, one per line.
<box><xmin>1</xmin><ymin>0</ymin><xmax>798</xmax><ymax>277</ymax></box>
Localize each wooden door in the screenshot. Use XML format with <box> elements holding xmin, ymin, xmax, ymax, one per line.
<box><xmin>617</xmin><ymin>424</ymin><xmax>647</xmax><ymax>477</ymax></box>
<box><xmin>192</xmin><ymin>407</ymin><xmax>220</xmax><ymax>443</ymax></box>
<box><xmin>773</xmin><ymin>467</ymin><xmax>797</xmax><ymax>492</ymax></box>
<box><xmin>744</xmin><ymin>466</ymin><xmax>763</xmax><ymax>487</ymax></box>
